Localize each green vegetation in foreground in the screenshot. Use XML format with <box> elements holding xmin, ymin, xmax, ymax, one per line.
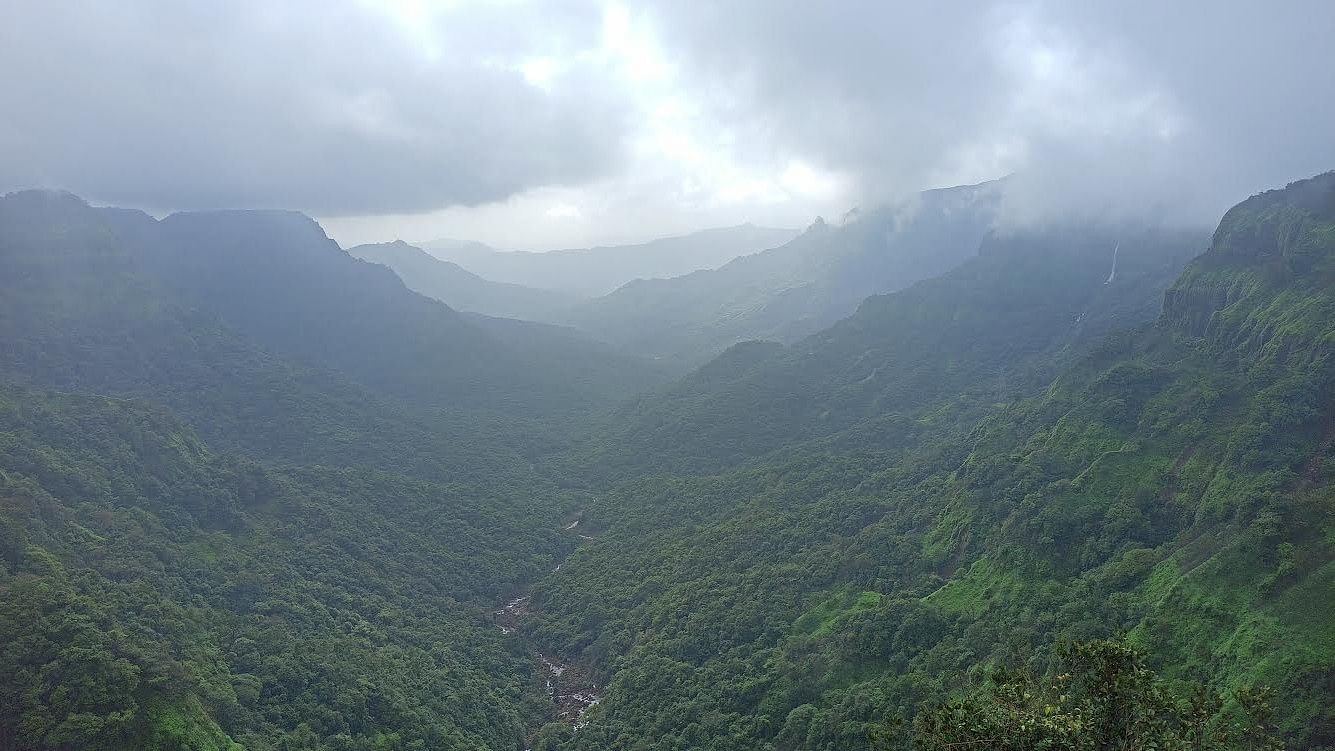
<box><xmin>904</xmin><ymin>639</ymin><xmax>1283</xmax><ymax>751</ymax></box>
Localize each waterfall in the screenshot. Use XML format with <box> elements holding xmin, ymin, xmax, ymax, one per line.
<box><xmin>1104</xmin><ymin>241</ymin><xmax>1120</xmax><ymax>285</ymax></box>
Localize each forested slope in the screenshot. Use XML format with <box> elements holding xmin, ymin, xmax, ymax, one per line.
<box><xmin>524</xmin><ymin>173</ymin><xmax>1335</xmax><ymax>750</ymax></box>
<box><xmin>0</xmin><ymin>190</ymin><xmax>659</xmax><ymax>748</ymax></box>
<box><xmin>0</xmin><ymin>385</ymin><xmax>583</xmax><ymax>749</ymax></box>
<box><xmin>583</xmin><ymin>222</ymin><xmax>1207</xmax><ymax>479</ymax></box>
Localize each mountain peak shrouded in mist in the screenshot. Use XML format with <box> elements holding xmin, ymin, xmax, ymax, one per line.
<box><xmin>1163</xmin><ymin>170</ymin><xmax>1335</xmax><ymax>339</ymax></box>
<box><xmin>0</xmin><ymin>190</ymin><xmax>666</xmax><ymax>412</ymax></box>
<box><xmin>1</xmin><ymin>187</ymin><xmax>89</xmax><ymax>208</ymax></box>
<box><xmin>564</xmin><ymin>179</ymin><xmax>1005</xmax><ymax>364</ymax></box>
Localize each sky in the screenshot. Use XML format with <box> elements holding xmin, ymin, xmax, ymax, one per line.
<box><xmin>2</xmin><ymin>1</ymin><xmax>1333</xmax><ymax>250</ymax></box>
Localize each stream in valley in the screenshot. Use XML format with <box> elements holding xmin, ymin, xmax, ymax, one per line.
<box><xmin>492</xmin><ymin>517</ymin><xmax>603</xmax><ymax>733</ymax></box>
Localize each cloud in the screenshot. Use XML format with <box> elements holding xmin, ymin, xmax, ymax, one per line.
<box><xmin>3</xmin><ymin>1</ymin><xmax>1332</xmax><ymax>242</ymax></box>
<box><xmin>639</xmin><ymin>0</ymin><xmax>1335</xmax><ymax>224</ymax></box>
<box><xmin>0</xmin><ymin>0</ymin><xmax>628</xmax><ymax>215</ymax></box>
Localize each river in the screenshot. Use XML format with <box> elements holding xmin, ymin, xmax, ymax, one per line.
<box><xmin>492</xmin><ymin>519</ymin><xmax>603</xmax><ymax>734</ymax></box>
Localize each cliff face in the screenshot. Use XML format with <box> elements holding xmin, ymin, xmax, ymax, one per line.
<box><xmin>1162</xmin><ymin>172</ymin><xmax>1335</xmax><ymax>364</ymax></box>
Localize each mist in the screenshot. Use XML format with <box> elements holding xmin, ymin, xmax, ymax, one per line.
<box><xmin>3</xmin><ymin>1</ymin><xmax>1331</xmax><ymax>248</ymax></box>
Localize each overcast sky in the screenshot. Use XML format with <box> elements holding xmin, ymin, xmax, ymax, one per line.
<box><xmin>2</xmin><ymin>1</ymin><xmax>1333</xmax><ymax>250</ymax></box>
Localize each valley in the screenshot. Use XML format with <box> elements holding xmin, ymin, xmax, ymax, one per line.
<box><xmin>491</xmin><ymin>520</ymin><xmax>606</xmax><ymax>738</ymax></box>
<box><xmin>493</xmin><ymin>594</ymin><xmax>603</xmax><ymax>733</ymax></box>
<box><xmin>0</xmin><ymin>173</ymin><xmax>1330</xmax><ymax>751</ymax></box>
<box><xmin>4</xmin><ymin>5</ymin><xmax>1332</xmax><ymax>750</ymax></box>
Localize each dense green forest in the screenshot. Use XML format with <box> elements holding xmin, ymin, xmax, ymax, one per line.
<box><xmin>1</xmin><ymin>172</ymin><xmax>1331</xmax><ymax>750</ymax></box>
<box><xmin>577</xmin><ymin>223</ymin><xmax>1206</xmax><ymax>479</ymax></box>
<box><xmin>527</xmin><ymin>174</ymin><xmax>1335</xmax><ymax>749</ymax></box>
<box><xmin>0</xmin><ymin>384</ymin><xmax>582</xmax><ymax>749</ymax></box>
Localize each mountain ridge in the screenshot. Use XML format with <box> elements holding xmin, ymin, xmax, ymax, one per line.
<box><xmin>348</xmin><ymin>239</ymin><xmax>579</xmax><ymax>322</ymax></box>
<box><xmin>422</xmin><ymin>223</ymin><xmax>799</xmax><ymax>297</ymax></box>
<box><xmin>0</xmin><ymin>190</ymin><xmax>664</xmax><ymax>479</ymax></box>
<box><xmin>563</xmin><ymin>180</ymin><xmax>1003</xmax><ymax>364</ymax></box>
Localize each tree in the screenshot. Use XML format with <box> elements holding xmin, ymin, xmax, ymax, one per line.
<box><xmin>907</xmin><ymin>639</ymin><xmax>1282</xmax><ymax>751</ymax></box>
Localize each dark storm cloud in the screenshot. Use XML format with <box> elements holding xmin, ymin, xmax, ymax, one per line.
<box><xmin>0</xmin><ymin>1</ymin><xmax>625</xmax><ymax>215</ymax></box>
<box><xmin>642</xmin><ymin>0</ymin><xmax>1335</xmax><ymax>223</ymax></box>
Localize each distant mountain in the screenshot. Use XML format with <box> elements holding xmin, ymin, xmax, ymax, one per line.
<box><xmin>565</xmin><ymin>181</ymin><xmax>1002</xmax><ymax>364</ymax></box>
<box><xmin>0</xmin><ymin>191</ymin><xmax>665</xmax><ymax>474</ymax></box>
<box><xmin>147</xmin><ymin>208</ymin><xmax>662</xmax><ymax>415</ymax></box>
<box><xmin>586</xmin><ymin>220</ymin><xmax>1209</xmax><ymax>478</ymax></box>
<box><xmin>463</xmin><ymin>311</ymin><xmax>673</xmax><ymax>395</ymax></box>
<box><xmin>348</xmin><ymin>239</ymin><xmax>577</xmax><ymax>321</ymax></box>
<box><xmin>421</xmin><ymin>224</ymin><xmax>798</xmax><ymax>297</ymax></box>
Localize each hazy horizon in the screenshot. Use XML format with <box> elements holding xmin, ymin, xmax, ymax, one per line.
<box><xmin>3</xmin><ymin>1</ymin><xmax>1333</xmax><ymax>251</ymax></box>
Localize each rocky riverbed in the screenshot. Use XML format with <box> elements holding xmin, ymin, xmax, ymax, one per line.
<box><xmin>492</xmin><ymin>519</ymin><xmax>603</xmax><ymax>732</ymax></box>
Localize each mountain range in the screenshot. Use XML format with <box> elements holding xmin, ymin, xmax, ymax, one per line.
<box><xmin>422</xmin><ymin>224</ymin><xmax>798</xmax><ymax>297</ymax></box>
<box><xmin>389</xmin><ymin>183</ymin><xmax>1005</xmax><ymax>367</ymax></box>
<box><xmin>530</xmin><ymin>172</ymin><xmax>1335</xmax><ymax>749</ymax></box>
<box><xmin>347</xmin><ymin>240</ymin><xmax>579</xmax><ymax>322</ymax></box>
<box><xmin>562</xmin><ymin>180</ymin><xmax>1001</xmax><ymax>363</ymax></box>
<box><xmin>0</xmin><ymin>172</ymin><xmax>1330</xmax><ymax>750</ymax></box>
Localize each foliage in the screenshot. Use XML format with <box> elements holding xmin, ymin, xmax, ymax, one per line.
<box><xmin>0</xmin><ymin>385</ymin><xmax>573</xmax><ymax>749</ymax></box>
<box><xmin>580</xmin><ymin>222</ymin><xmax>1205</xmax><ymax>480</ymax></box>
<box><xmin>528</xmin><ymin>174</ymin><xmax>1335</xmax><ymax>750</ymax></box>
<box><xmin>908</xmin><ymin>640</ymin><xmax>1283</xmax><ymax>751</ymax></box>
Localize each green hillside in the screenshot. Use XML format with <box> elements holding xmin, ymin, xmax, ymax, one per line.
<box><xmin>0</xmin><ymin>384</ymin><xmax>580</xmax><ymax>750</ymax></box>
<box><xmin>523</xmin><ymin>173</ymin><xmax>1335</xmax><ymax>749</ymax></box>
<box><xmin>582</xmin><ymin>222</ymin><xmax>1207</xmax><ymax>479</ymax></box>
